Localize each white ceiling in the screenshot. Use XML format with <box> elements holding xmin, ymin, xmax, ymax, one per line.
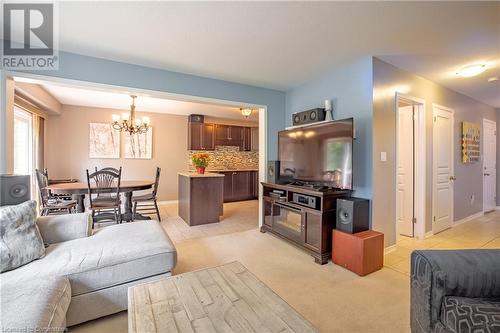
<box><xmin>17</xmin><ymin>2</ymin><xmax>500</xmax><ymax>107</ymax></box>
<box><xmin>29</xmin><ymin>80</ymin><xmax>259</xmax><ymax>121</ymax></box>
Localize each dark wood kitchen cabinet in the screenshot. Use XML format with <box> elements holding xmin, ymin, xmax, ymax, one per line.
<box><xmin>215</xmin><ymin>125</ymin><xmax>243</xmax><ymax>147</ymax></box>
<box><xmin>242</xmin><ymin>127</ymin><xmax>252</xmax><ymax>151</ymax></box>
<box><xmin>220</xmin><ymin>171</ymin><xmax>258</xmax><ymax>202</ymax></box>
<box><xmin>188</xmin><ymin>123</ymin><xmax>215</xmax><ymax>150</ymax></box>
<box><xmin>188</xmin><ymin>120</ymin><xmax>255</xmax><ymax>151</ymax></box>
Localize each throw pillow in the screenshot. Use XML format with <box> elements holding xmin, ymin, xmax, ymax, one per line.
<box><xmin>0</xmin><ymin>200</ymin><xmax>45</xmax><ymax>272</ymax></box>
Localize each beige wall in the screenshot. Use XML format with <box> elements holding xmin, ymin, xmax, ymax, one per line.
<box><xmin>46</xmin><ymin>105</ymin><xmax>189</xmax><ymax>201</ymax></box>
<box><xmin>372</xmin><ymin>58</ymin><xmax>497</xmax><ymax>246</ymax></box>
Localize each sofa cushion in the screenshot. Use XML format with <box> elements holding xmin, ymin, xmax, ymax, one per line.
<box><xmin>0</xmin><ymin>276</ymin><xmax>71</xmax><ymax>332</ymax></box>
<box><xmin>1</xmin><ymin>221</ymin><xmax>176</xmax><ymax>296</ymax></box>
<box><xmin>0</xmin><ymin>200</ymin><xmax>45</xmax><ymax>272</ymax></box>
<box><xmin>440</xmin><ymin>296</ymin><xmax>500</xmax><ymax>333</ymax></box>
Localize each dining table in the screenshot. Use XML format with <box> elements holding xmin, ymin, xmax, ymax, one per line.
<box><xmin>46</xmin><ymin>180</ymin><xmax>154</xmax><ymax>221</ymax></box>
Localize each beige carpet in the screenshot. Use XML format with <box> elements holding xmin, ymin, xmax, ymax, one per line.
<box><xmin>69</xmin><ymin>205</ymin><xmax>500</xmax><ymax>333</ymax></box>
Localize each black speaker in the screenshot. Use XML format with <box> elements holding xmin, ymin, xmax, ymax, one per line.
<box><xmin>188</xmin><ymin>114</ymin><xmax>204</xmax><ymax>123</ymax></box>
<box><xmin>336</xmin><ymin>197</ymin><xmax>370</xmax><ymax>234</ymax></box>
<box><xmin>0</xmin><ymin>175</ymin><xmax>31</xmax><ymax>206</ymax></box>
<box><xmin>292</xmin><ymin>108</ymin><xmax>326</xmax><ymax>126</ymax></box>
<box><xmin>267</xmin><ymin>161</ymin><xmax>280</xmax><ymax>183</ymax></box>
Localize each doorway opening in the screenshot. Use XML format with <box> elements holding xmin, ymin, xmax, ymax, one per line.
<box><xmin>6</xmin><ymin>72</ymin><xmax>268</xmax><ymax>239</ymax></box>
<box><xmin>483</xmin><ymin>119</ymin><xmax>497</xmax><ymax>212</ymax></box>
<box><xmin>395</xmin><ymin>93</ymin><xmax>426</xmax><ymax>240</ymax></box>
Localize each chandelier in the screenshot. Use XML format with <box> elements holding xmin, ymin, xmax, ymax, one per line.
<box><xmin>112</xmin><ymin>95</ymin><xmax>150</xmax><ymax>134</ymax></box>
<box><xmin>240</xmin><ymin>108</ymin><xmax>252</xmax><ymax>118</ymax></box>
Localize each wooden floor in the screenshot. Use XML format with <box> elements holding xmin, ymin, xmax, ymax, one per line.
<box><xmin>128</xmin><ymin>261</ymin><xmax>317</xmax><ymax>333</ymax></box>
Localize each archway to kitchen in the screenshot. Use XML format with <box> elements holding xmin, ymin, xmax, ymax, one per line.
<box><xmin>5</xmin><ymin>71</ymin><xmax>268</xmax><ymax>242</ymax></box>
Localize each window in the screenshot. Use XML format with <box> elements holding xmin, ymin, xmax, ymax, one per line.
<box><xmin>13</xmin><ymin>107</ymin><xmax>33</xmax><ymax>175</ymax></box>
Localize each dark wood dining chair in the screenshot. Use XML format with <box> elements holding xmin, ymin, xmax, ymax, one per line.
<box><xmin>132</xmin><ymin>167</ymin><xmax>161</xmax><ymax>221</ymax></box>
<box><xmin>35</xmin><ymin>169</ymin><xmax>77</xmax><ymax>216</ymax></box>
<box><xmin>86</xmin><ymin>167</ymin><xmax>122</xmax><ymax>228</ymax></box>
<box><xmin>95</xmin><ymin>167</ymin><xmax>120</xmax><ymax>173</ymax></box>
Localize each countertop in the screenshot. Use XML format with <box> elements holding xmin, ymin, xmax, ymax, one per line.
<box><xmin>178</xmin><ymin>172</ymin><xmax>225</xmax><ymax>178</ymax></box>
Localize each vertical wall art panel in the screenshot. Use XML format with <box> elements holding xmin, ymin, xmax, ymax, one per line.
<box><xmin>89</xmin><ymin>123</ymin><xmax>120</xmax><ymax>158</ymax></box>
<box><xmin>124</xmin><ymin>128</ymin><xmax>153</xmax><ymax>159</ymax></box>
<box><xmin>461</xmin><ymin>121</ymin><xmax>480</xmax><ymax>163</ymax></box>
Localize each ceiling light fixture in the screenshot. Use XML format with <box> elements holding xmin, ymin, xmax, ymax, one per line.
<box><xmin>456</xmin><ymin>64</ymin><xmax>487</xmax><ymax>77</ymax></box>
<box><xmin>112</xmin><ymin>95</ymin><xmax>150</xmax><ymax>135</ymax></box>
<box><xmin>240</xmin><ymin>108</ymin><xmax>252</xmax><ymax>118</ymax></box>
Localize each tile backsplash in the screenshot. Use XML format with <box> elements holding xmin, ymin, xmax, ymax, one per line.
<box><xmin>188</xmin><ymin>146</ymin><xmax>258</xmax><ymax>170</ymax></box>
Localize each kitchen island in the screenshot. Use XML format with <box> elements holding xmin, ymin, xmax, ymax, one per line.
<box><xmin>178</xmin><ymin>172</ymin><xmax>224</xmax><ymax>226</ymax></box>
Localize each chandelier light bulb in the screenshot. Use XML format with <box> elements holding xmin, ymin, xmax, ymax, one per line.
<box><xmin>111</xmin><ymin>95</ymin><xmax>150</xmax><ymax>134</ymax></box>
<box><xmin>241</xmin><ymin>108</ymin><xmax>252</xmax><ymax>118</ymax></box>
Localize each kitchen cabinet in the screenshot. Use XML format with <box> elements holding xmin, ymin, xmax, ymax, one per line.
<box><xmin>251</xmin><ymin>170</ymin><xmax>259</xmax><ymax>197</ymax></box>
<box><xmin>188</xmin><ymin>123</ymin><xmax>215</xmax><ymax>150</ymax></box>
<box><xmin>189</xmin><ymin>121</ymin><xmax>255</xmax><ymax>151</ymax></box>
<box><xmin>243</xmin><ymin>127</ymin><xmax>252</xmax><ymax>151</ymax></box>
<box><xmin>215</xmin><ymin>125</ymin><xmax>243</xmax><ymax>148</ymax></box>
<box><xmin>220</xmin><ymin>171</ymin><xmax>258</xmax><ymax>202</ymax></box>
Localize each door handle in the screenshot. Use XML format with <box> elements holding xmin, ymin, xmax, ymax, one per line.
<box><xmin>484</xmin><ymin>173</ymin><xmax>490</xmax><ymax>176</ymax></box>
<box><xmin>449</xmin><ymin>176</ymin><xmax>456</xmax><ymax>181</ymax></box>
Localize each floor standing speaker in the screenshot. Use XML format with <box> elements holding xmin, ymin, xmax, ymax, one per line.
<box><xmin>336</xmin><ymin>197</ymin><xmax>369</xmax><ymax>234</ymax></box>
<box><xmin>0</xmin><ymin>175</ymin><xmax>31</xmax><ymax>206</ymax></box>
<box><xmin>267</xmin><ymin>161</ymin><xmax>280</xmax><ymax>183</ymax></box>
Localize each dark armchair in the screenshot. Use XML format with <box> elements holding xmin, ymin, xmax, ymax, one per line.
<box><xmin>410</xmin><ymin>250</ymin><xmax>500</xmax><ymax>333</ymax></box>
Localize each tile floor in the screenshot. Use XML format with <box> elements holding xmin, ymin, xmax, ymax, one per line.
<box><xmin>383</xmin><ymin>210</ymin><xmax>500</xmax><ymax>275</ymax></box>
<box><xmin>159</xmin><ymin>200</ymin><xmax>259</xmax><ymax>242</ymax></box>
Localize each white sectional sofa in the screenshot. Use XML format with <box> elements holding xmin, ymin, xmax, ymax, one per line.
<box><xmin>0</xmin><ymin>213</ymin><xmax>177</xmax><ymax>330</ymax></box>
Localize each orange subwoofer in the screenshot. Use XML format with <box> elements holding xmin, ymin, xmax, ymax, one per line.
<box><xmin>332</xmin><ymin>230</ymin><xmax>384</xmax><ymax>276</ymax></box>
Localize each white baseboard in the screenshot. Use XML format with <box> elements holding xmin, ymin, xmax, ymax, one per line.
<box><xmin>425</xmin><ymin>231</ymin><xmax>434</xmax><ymax>239</ymax></box>
<box><xmin>453</xmin><ymin>211</ymin><xmax>484</xmax><ymax>226</ymax></box>
<box><xmin>384</xmin><ymin>244</ymin><xmax>396</xmax><ymax>255</ymax></box>
<box><xmin>157</xmin><ymin>200</ymin><xmax>179</xmax><ymax>205</ymax></box>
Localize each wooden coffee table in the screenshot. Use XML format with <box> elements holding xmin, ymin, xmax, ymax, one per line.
<box><xmin>128</xmin><ymin>261</ymin><xmax>317</xmax><ymax>333</ymax></box>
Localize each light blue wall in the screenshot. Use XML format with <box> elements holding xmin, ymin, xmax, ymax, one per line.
<box><xmin>0</xmin><ymin>49</ymin><xmax>286</xmax><ymax>173</ymax></box>
<box><xmin>285</xmin><ymin>57</ymin><xmax>373</xmax><ymax>200</ymax></box>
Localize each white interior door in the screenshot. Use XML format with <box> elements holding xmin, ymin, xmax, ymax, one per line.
<box><xmin>433</xmin><ymin>106</ymin><xmax>454</xmax><ymax>234</ymax></box>
<box><xmin>397</xmin><ymin>105</ymin><xmax>414</xmax><ymax>237</ymax></box>
<box><xmin>483</xmin><ymin>119</ymin><xmax>497</xmax><ymax>212</ymax></box>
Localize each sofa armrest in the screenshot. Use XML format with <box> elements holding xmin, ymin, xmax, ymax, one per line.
<box><xmin>36</xmin><ymin>213</ymin><xmax>92</xmax><ymax>244</ymax></box>
<box><xmin>410</xmin><ymin>249</ymin><xmax>500</xmax><ymax>333</ymax></box>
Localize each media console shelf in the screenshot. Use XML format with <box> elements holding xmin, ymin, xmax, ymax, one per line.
<box><xmin>261</xmin><ymin>182</ymin><xmax>351</xmax><ymax>264</ymax></box>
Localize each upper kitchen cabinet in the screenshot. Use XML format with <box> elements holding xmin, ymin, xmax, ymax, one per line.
<box><xmin>215</xmin><ymin>124</ymin><xmax>243</xmax><ymax>147</ymax></box>
<box><xmin>242</xmin><ymin>127</ymin><xmax>252</xmax><ymax>151</ymax></box>
<box><xmin>188</xmin><ymin>119</ymin><xmax>256</xmax><ymax>151</ymax></box>
<box><xmin>188</xmin><ymin>123</ymin><xmax>215</xmax><ymax>150</ymax></box>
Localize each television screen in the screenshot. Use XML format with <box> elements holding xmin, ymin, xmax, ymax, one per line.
<box><xmin>278</xmin><ymin>118</ymin><xmax>353</xmax><ymax>189</ymax></box>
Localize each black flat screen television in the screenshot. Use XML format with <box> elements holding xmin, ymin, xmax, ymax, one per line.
<box><xmin>278</xmin><ymin>118</ymin><xmax>353</xmax><ymax>189</ymax></box>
